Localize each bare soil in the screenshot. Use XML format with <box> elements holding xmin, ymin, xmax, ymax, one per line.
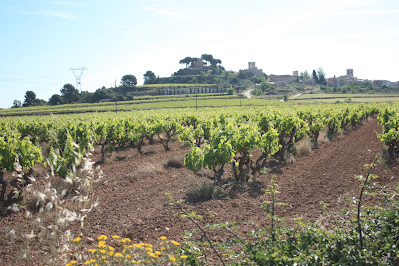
<box><xmin>1</xmin><ymin>118</ymin><xmax>398</xmax><ymax>265</ymax></box>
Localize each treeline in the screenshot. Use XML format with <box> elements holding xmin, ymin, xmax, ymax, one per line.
<box><xmin>321</xmin><ymin>80</ymin><xmax>399</xmax><ymax>94</ymax></box>
<box><xmin>12</xmin><ymin>75</ymin><xmax>140</xmax><ymax>108</ymax></box>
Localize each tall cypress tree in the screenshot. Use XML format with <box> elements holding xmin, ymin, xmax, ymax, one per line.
<box><xmin>312</xmin><ymin>69</ymin><xmax>319</xmax><ymax>83</ymax></box>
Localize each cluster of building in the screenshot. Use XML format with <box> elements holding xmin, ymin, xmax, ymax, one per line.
<box><xmin>325</xmin><ymin>69</ymin><xmax>398</xmax><ymax>88</ymax></box>
<box><xmin>326</xmin><ymin>69</ymin><xmax>356</xmax><ymax>88</ymax></box>
<box><xmin>241</xmin><ymin>62</ymin><xmax>398</xmax><ymax>88</ymax></box>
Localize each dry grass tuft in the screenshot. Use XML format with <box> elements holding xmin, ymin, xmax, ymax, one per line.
<box><xmin>186</xmin><ymin>181</ymin><xmax>215</xmax><ymax>203</ymax></box>
<box><xmin>164</xmin><ymin>159</ymin><xmax>183</xmax><ymax>169</ymax></box>
<box><xmin>318</xmin><ymin>129</ymin><xmax>330</xmax><ymax>146</ymax></box>
<box><xmin>295</xmin><ymin>136</ymin><xmax>312</xmax><ymax>157</ymax></box>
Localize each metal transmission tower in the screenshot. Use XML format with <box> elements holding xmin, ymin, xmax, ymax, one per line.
<box><xmin>69</xmin><ymin>66</ymin><xmax>87</xmax><ymax>91</ymax></box>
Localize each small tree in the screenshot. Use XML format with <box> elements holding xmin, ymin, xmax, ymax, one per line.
<box><xmin>283</xmin><ymin>95</ymin><xmax>289</xmax><ymax>102</ymax></box>
<box><xmin>300</xmin><ymin>70</ymin><xmax>311</xmax><ymax>80</ymax></box>
<box><xmin>179</xmin><ymin>57</ymin><xmax>193</xmax><ymax>69</ymax></box>
<box><xmin>143</xmin><ymin>71</ymin><xmax>156</xmax><ymax>85</ymax></box>
<box><xmin>12</xmin><ymin>100</ymin><xmax>21</xmax><ymax>108</ymax></box>
<box><xmin>121</xmin><ymin>74</ymin><xmax>137</xmax><ymax>87</ymax></box>
<box><xmin>210</xmin><ymin>58</ymin><xmax>222</xmax><ymax>68</ymax></box>
<box><xmin>227</xmin><ymin>88</ymin><xmax>235</xmax><ymax>95</ymax></box>
<box><xmin>48</xmin><ymin>94</ymin><xmax>63</xmax><ymax>105</ymax></box>
<box><xmin>22</xmin><ymin>91</ymin><xmax>37</xmax><ymax>107</ymax></box>
<box><xmin>317</xmin><ymin>67</ymin><xmax>326</xmax><ymax>85</ymax></box>
<box><xmin>201</xmin><ymin>54</ymin><xmax>214</xmax><ymax>66</ymax></box>
<box><xmin>60</xmin><ymin>83</ymin><xmax>80</xmax><ymax>103</ymax></box>
<box><xmin>312</xmin><ymin>69</ymin><xmax>319</xmax><ymax>83</ymax></box>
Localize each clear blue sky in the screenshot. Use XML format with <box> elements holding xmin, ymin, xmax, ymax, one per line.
<box><xmin>1</xmin><ymin>0</ymin><xmax>398</xmax><ymax>108</ymax></box>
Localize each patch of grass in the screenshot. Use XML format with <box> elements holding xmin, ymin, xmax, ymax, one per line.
<box><xmin>164</xmin><ymin>159</ymin><xmax>184</xmax><ymax>169</ymax></box>
<box><xmin>186</xmin><ymin>181</ymin><xmax>215</xmax><ymax>203</ymax></box>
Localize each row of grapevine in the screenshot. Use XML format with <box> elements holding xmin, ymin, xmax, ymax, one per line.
<box><xmin>378</xmin><ymin>107</ymin><xmax>399</xmax><ymax>161</ymax></box>
<box><xmin>182</xmin><ymin>105</ymin><xmax>378</xmax><ymax>184</ymax></box>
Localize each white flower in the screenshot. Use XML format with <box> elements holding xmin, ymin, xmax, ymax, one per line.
<box><xmin>46</xmin><ymin>202</ymin><xmax>53</xmax><ymax>211</ymax></box>
<box><xmin>24</xmin><ymin>230</ymin><xmax>36</xmax><ymax>239</ymax></box>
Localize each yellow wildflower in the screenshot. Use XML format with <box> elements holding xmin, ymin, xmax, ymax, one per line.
<box><xmin>181</xmin><ymin>255</ymin><xmax>188</xmax><ymax>259</ymax></box>
<box><xmin>73</xmin><ymin>237</ymin><xmax>81</xmax><ymax>243</ymax></box>
<box><xmin>100</xmin><ymin>249</ymin><xmax>106</xmax><ymax>254</ymax></box>
<box><xmin>112</xmin><ymin>235</ymin><xmax>120</xmax><ymax>239</ymax></box>
<box><xmin>171</xmin><ymin>240</ymin><xmax>180</xmax><ymax>246</ymax></box>
<box><xmin>97</xmin><ymin>235</ymin><xmax>107</xmax><ymax>240</ymax></box>
<box><xmin>107</xmin><ymin>251</ymin><xmax>114</xmax><ymax>256</ymax></box>
<box><xmin>170</xmin><ymin>256</ymin><xmax>176</xmax><ymax>262</ymax></box>
<box><xmin>108</xmin><ymin>246</ymin><xmax>115</xmax><ymax>251</ymax></box>
<box><xmin>98</xmin><ymin>241</ymin><xmax>107</xmax><ymax>248</ymax></box>
<box><xmin>160</xmin><ymin>236</ymin><xmax>167</xmax><ymax>240</ymax></box>
<box><xmin>146</xmin><ymin>247</ymin><xmax>153</xmax><ymax>252</ymax></box>
<box><xmin>155</xmin><ymin>251</ymin><xmax>161</xmax><ymax>255</ymax></box>
<box><xmin>115</xmin><ymin>253</ymin><xmax>123</xmax><ymax>257</ymax></box>
<box><xmin>88</xmin><ymin>248</ymin><xmax>97</xmax><ymax>253</ymax></box>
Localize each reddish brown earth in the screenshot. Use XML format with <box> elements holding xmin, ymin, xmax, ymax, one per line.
<box><xmin>1</xmin><ymin>118</ymin><xmax>398</xmax><ymax>265</ymax></box>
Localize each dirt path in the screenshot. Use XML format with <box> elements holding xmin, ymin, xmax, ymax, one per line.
<box><xmin>1</xmin><ymin>118</ymin><xmax>398</xmax><ymax>264</ymax></box>
<box><xmin>291</xmin><ymin>93</ymin><xmax>302</xmax><ymax>99</ymax></box>
<box><xmin>243</xmin><ymin>89</ymin><xmax>253</xmax><ymax>98</ymax></box>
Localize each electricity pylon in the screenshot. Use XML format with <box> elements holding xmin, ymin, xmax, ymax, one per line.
<box><xmin>69</xmin><ymin>66</ymin><xmax>87</xmax><ymax>91</ymax></box>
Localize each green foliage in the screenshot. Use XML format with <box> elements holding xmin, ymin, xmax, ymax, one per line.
<box><xmin>22</xmin><ymin>91</ymin><xmax>45</xmax><ymax>107</ymax></box>
<box><xmin>312</xmin><ymin>69</ymin><xmax>319</xmax><ymax>83</ymax></box>
<box><xmin>0</xmin><ymin>136</ymin><xmax>43</xmax><ymax>173</ymax></box>
<box><xmin>251</xmin><ymin>82</ymin><xmax>279</xmax><ymax>96</ymax></box>
<box><xmin>48</xmin><ymin>94</ymin><xmax>63</xmax><ymax>106</ymax></box>
<box><xmin>283</xmin><ymin>95</ymin><xmax>288</xmax><ymax>102</ymax></box>
<box><xmin>226</xmin><ymin>88</ymin><xmax>235</xmax><ymax>95</ymax></box>
<box><xmin>23</xmin><ymin>90</ymin><xmax>37</xmax><ymax>107</ymax></box>
<box><xmin>12</xmin><ymin>100</ymin><xmax>21</xmax><ymax>108</ymax></box>
<box><xmin>317</xmin><ymin>67</ymin><xmax>326</xmax><ymax>85</ymax></box>
<box><xmin>378</xmin><ymin>108</ymin><xmax>399</xmax><ymax>161</ymax></box>
<box><xmin>61</xmin><ymin>84</ymin><xmax>80</xmax><ymax>103</ymax></box>
<box><xmin>121</xmin><ymin>74</ymin><xmax>137</xmax><ymax>87</ymax></box>
<box><xmin>143</xmin><ymin>70</ymin><xmax>157</xmax><ymax>85</ymax></box>
<box><xmin>178</xmin><ymin>163</ymin><xmax>399</xmax><ymax>265</ymax></box>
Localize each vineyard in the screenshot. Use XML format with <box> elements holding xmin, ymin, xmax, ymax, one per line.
<box><xmin>292</xmin><ymin>93</ymin><xmax>399</xmax><ymax>103</ymax></box>
<box><xmin>1</xmin><ymin>102</ymin><xmax>399</xmax><ymax>264</ymax></box>
<box><xmin>0</xmin><ymin>93</ymin><xmax>243</xmax><ymax>117</ymax></box>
